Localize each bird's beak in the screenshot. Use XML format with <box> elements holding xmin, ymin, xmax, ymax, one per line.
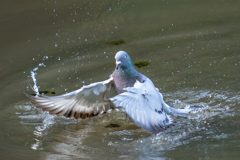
<box><xmin>116</xmin><ymin>61</ymin><xmax>121</xmax><ymax>70</ymax></box>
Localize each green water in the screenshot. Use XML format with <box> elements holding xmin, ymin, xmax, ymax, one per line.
<box><xmin>0</xmin><ymin>0</ymin><xmax>240</xmax><ymax>159</ymax></box>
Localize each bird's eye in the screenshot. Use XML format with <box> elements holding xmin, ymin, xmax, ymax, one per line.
<box><xmin>123</xmin><ymin>56</ymin><xmax>127</xmax><ymax>60</ymax></box>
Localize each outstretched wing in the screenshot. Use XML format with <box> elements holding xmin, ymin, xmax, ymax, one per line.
<box><xmin>110</xmin><ymin>78</ymin><xmax>174</xmax><ymax>134</ymax></box>
<box><xmin>25</xmin><ymin>77</ymin><xmax>114</xmax><ymax>119</ymax></box>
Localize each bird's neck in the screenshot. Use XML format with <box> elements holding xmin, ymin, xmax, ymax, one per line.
<box><xmin>114</xmin><ymin>66</ymin><xmax>138</xmax><ymax>78</ymax></box>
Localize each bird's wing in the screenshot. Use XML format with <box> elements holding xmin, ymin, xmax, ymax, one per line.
<box><xmin>25</xmin><ymin>77</ymin><xmax>114</xmax><ymax>119</ymax></box>
<box><xmin>110</xmin><ymin>78</ymin><xmax>174</xmax><ymax>134</ymax></box>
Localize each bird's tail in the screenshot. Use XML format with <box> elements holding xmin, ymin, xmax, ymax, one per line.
<box><xmin>169</xmin><ymin>107</ymin><xmax>192</xmax><ymax>115</ymax></box>
<box><xmin>158</xmin><ymin>92</ymin><xmax>206</xmax><ymax>115</ymax></box>
<box><xmin>162</xmin><ymin>101</ymin><xmax>206</xmax><ymax>115</ymax></box>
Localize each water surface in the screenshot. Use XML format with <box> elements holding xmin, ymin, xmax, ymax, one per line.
<box><xmin>0</xmin><ymin>0</ymin><xmax>240</xmax><ymax>159</ymax></box>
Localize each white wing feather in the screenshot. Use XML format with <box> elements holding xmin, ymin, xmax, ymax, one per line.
<box><xmin>110</xmin><ymin>78</ymin><xmax>174</xmax><ymax>134</ymax></box>
<box><xmin>25</xmin><ymin>77</ymin><xmax>114</xmax><ymax>119</ymax></box>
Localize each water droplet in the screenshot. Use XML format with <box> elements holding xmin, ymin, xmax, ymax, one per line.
<box><xmin>33</xmin><ymin>67</ymin><xmax>38</xmax><ymax>71</ymax></box>
<box><xmin>55</xmin><ymin>44</ymin><xmax>58</xmax><ymax>47</ymax></box>
<box><xmin>39</xmin><ymin>63</ymin><xmax>44</xmax><ymax>66</ymax></box>
<box><xmin>73</xmin><ymin>19</ymin><xmax>75</xmax><ymax>22</ymax></box>
<box><xmin>85</xmin><ymin>39</ymin><xmax>87</xmax><ymax>41</ymax></box>
<box><xmin>109</xmin><ymin>7</ymin><xmax>111</xmax><ymax>10</ymax></box>
<box><xmin>82</xmin><ymin>81</ymin><xmax>85</xmax><ymax>83</ymax></box>
<box><xmin>56</xmin><ymin>33</ymin><xmax>58</xmax><ymax>36</ymax></box>
<box><xmin>58</xmin><ymin>57</ymin><xmax>60</xmax><ymax>60</ymax></box>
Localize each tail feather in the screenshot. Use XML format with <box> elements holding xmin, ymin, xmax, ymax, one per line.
<box><xmin>170</xmin><ymin>105</ymin><xmax>206</xmax><ymax>115</ymax></box>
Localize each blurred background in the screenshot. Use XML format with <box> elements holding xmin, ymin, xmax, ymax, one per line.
<box><xmin>0</xmin><ymin>0</ymin><xmax>239</xmax><ymax>159</ymax></box>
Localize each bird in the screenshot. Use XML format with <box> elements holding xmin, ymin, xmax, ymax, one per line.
<box><xmin>25</xmin><ymin>51</ymin><xmax>195</xmax><ymax>134</ymax></box>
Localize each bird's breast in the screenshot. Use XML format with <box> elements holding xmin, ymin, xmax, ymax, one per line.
<box><xmin>111</xmin><ymin>74</ymin><xmax>136</xmax><ymax>94</ymax></box>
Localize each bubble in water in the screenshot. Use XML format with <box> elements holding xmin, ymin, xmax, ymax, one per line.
<box><xmin>73</xmin><ymin>19</ymin><xmax>75</xmax><ymax>22</ymax></box>
<box><xmin>82</xmin><ymin>81</ymin><xmax>85</xmax><ymax>83</ymax></box>
<box><xmin>55</xmin><ymin>44</ymin><xmax>58</xmax><ymax>47</ymax></box>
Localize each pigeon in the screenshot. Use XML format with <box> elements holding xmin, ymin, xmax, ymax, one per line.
<box><xmin>25</xmin><ymin>51</ymin><xmax>194</xmax><ymax>134</ymax></box>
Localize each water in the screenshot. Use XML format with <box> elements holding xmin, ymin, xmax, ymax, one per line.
<box><xmin>0</xmin><ymin>0</ymin><xmax>240</xmax><ymax>159</ymax></box>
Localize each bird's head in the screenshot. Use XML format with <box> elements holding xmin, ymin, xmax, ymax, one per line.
<box><xmin>115</xmin><ymin>51</ymin><xmax>133</xmax><ymax>70</ymax></box>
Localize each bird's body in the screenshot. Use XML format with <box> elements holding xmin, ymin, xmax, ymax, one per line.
<box><xmin>25</xmin><ymin>51</ymin><xmax>196</xmax><ymax>134</ymax></box>
<box><xmin>111</xmin><ymin>68</ymin><xmax>140</xmax><ymax>94</ymax></box>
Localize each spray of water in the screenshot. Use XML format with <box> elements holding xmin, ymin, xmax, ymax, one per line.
<box><xmin>30</xmin><ymin>67</ymin><xmax>39</xmax><ymax>96</ymax></box>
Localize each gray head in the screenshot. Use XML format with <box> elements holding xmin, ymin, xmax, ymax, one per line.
<box><xmin>115</xmin><ymin>51</ymin><xmax>133</xmax><ymax>70</ymax></box>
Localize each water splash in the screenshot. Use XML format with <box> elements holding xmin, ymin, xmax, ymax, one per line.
<box><xmin>30</xmin><ymin>67</ymin><xmax>39</xmax><ymax>96</ymax></box>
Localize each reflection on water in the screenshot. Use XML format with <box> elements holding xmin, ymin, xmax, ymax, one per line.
<box><xmin>0</xmin><ymin>0</ymin><xmax>240</xmax><ymax>159</ymax></box>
